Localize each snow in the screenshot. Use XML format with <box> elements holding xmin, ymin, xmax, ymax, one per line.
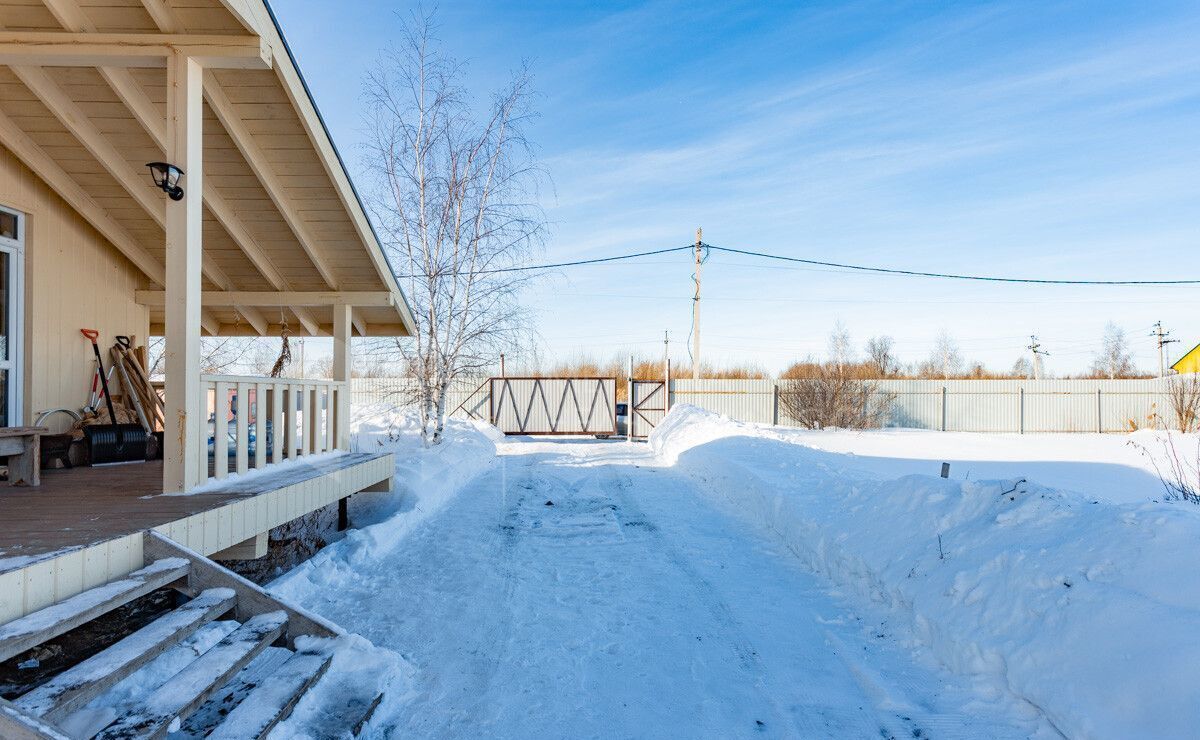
<box><xmin>271</xmin><ymin>404</ymin><xmax>500</xmax><ymax>598</ymax></box>
<box><xmin>0</xmin><ymin>557</ymin><xmax>187</xmax><ymax>641</ymax></box>
<box><xmin>274</xmin><ymin>432</ymin><xmax>1048</xmax><ymax>738</ymax></box>
<box><xmin>164</xmin><ymin>450</ymin><xmax>350</xmax><ymax>496</ymax></box>
<box><xmin>651</xmin><ymin>405</ymin><xmax>1200</xmax><ymax>739</ymax></box>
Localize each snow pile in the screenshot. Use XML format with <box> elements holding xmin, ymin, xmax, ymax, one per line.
<box><xmin>271</xmin><ymin>403</ymin><xmax>499</xmax><ymax>598</ymax></box>
<box><xmin>651</xmin><ymin>405</ymin><xmax>1200</xmax><ymax>739</ymax></box>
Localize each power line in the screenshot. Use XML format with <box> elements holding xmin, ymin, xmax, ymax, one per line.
<box><xmin>704</xmin><ymin>244</ymin><xmax>1200</xmax><ymax>285</ymax></box>
<box><xmin>397</xmin><ymin>244</ymin><xmax>695</xmax><ymax>277</ymax></box>
<box><xmin>397</xmin><ymin>239</ymin><xmax>1200</xmax><ymax>285</ymax></box>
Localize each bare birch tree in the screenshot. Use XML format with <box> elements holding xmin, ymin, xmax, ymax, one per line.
<box><xmin>362</xmin><ymin>14</ymin><xmax>545</xmax><ymax>444</ymax></box>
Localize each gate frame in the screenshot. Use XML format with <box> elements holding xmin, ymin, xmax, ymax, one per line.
<box><xmin>488</xmin><ymin>376</ymin><xmax>618</xmax><ymax>436</ymax></box>
<box><xmin>630</xmin><ymin>379</ymin><xmax>667</xmax><ymax>439</ymax></box>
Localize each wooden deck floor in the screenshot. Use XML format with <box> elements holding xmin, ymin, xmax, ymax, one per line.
<box><xmin>0</xmin><ymin>453</ymin><xmax>388</xmax><ymax>569</ymax></box>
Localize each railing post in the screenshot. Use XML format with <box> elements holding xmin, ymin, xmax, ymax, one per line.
<box><xmin>270</xmin><ymin>383</ymin><xmax>283</xmax><ymax>463</ymax></box>
<box><xmin>235</xmin><ymin>381</ymin><xmax>249</xmax><ymax>474</ymax></box>
<box><xmin>254</xmin><ymin>381</ymin><xmax>267</xmax><ymax>469</ymax></box>
<box><xmin>213</xmin><ymin>381</ymin><xmax>229</xmax><ymax>479</ymax></box>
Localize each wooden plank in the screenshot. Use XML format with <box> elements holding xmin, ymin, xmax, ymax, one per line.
<box><xmin>16</xmin><ymin>588</ymin><xmax>237</xmax><ymax>722</ymax></box>
<box><xmin>0</xmin><ymin>31</ymin><xmax>272</xmax><ymax>69</ymax></box>
<box><xmin>0</xmin><ymin>699</ymin><xmax>69</xmax><ymax>740</ymax></box>
<box><xmin>93</xmin><ymin>611</ymin><xmax>288</xmax><ymax>740</ymax></box>
<box><xmin>0</xmin><ymin>558</ymin><xmax>189</xmax><ymax>663</ymax></box>
<box><xmin>143</xmin><ymin>531</ymin><xmax>339</xmax><ymax>642</ymax></box>
<box><xmin>134</xmin><ymin>290</ymin><xmax>395</xmax><ymax>307</ymax></box>
<box><xmin>207</xmin><ymin>648</ymin><xmax>331</xmax><ymax>740</ymax></box>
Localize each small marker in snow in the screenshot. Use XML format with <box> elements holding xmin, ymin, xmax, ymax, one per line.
<box><xmin>940</xmin><ymin>462</ymin><xmax>950</xmax><ymax>478</ymax></box>
<box><xmin>545</xmin><ymin>500</ymin><xmax>554</xmax><ymax>506</ymax></box>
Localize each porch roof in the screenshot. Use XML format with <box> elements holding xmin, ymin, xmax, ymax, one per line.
<box><xmin>0</xmin><ymin>0</ymin><xmax>415</xmax><ymax>338</ymax></box>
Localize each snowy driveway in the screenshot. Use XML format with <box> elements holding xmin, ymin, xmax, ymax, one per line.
<box><xmin>292</xmin><ymin>438</ymin><xmax>1039</xmax><ymax>739</ymax></box>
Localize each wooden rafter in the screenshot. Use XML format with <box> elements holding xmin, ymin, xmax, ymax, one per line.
<box><xmin>203</xmin><ymin>76</ymin><xmax>339</xmax><ymax>290</ymax></box>
<box><xmin>0</xmin><ymin>107</ymin><xmax>165</xmax><ymax>285</ymax></box>
<box><xmin>7</xmin><ymin>64</ymin><xmax>268</xmax><ymax>333</ymax></box>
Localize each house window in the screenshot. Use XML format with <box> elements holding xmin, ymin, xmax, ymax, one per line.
<box><xmin>0</xmin><ymin>206</ymin><xmax>24</xmax><ymax>427</ymax></box>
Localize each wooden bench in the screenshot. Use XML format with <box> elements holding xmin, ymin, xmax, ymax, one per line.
<box><xmin>0</xmin><ymin>427</ymin><xmax>48</xmax><ymax>486</ymax></box>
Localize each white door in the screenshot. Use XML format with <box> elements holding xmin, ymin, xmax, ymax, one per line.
<box><xmin>0</xmin><ymin>206</ymin><xmax>24</xmax><ymax>426</ymax></box>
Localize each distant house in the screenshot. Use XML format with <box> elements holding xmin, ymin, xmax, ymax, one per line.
<box><xmin>1171</xmin><ymin>343</ymin><xmax>1200</xmax><ymax>374</ymax></box>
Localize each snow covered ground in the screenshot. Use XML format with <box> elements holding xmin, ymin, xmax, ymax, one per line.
<box><xmin>275</xmin><ymin>431</ymin><xmax>1056</xmax><ymax>738</ymax></box>
<box><xmin>253</xmin><ymin>404</ymin><xmax>1199</xmax><ymax>738</ymax></box>
<box><xmin>652</xmin><ymin>406</ymin><xmax>1200</xmax><ymax>740</ymax></box>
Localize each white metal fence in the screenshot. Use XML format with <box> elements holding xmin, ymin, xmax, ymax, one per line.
<box><xmin>353</xmin><ymin>377</ymin><xmax>1176</xmax><ymax>433</ymax></box>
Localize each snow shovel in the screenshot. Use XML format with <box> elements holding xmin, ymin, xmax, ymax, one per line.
<box><xmin>80</xmin><ymin>329</ymin><xmax>147</xmax><ymax>465</ymax></box>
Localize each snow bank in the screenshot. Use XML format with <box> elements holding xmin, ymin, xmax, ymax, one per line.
<box><xmin>651</xmin><ymin>405</ymin><xmax>1200</xmax><ymax>739</ymax></box>
<box><xmin>271</xmin><ymin>403</ymin><xmax>499</xmax><ymax>598</ymax></box>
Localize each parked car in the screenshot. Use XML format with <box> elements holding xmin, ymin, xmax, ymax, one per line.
<box><xmin>595</xmin><ymin>403</ymin><xmax>629</xmax><ymax>439</ymax></box>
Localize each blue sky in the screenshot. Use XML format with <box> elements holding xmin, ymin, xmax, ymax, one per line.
<box><xmin>276</xmin><ymin>0</ymin><xmax>1200</xmax><ymax>375</ymax></box>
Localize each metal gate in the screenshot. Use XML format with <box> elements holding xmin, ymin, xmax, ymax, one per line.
<box><xmin>630</xmin><ymin>380</ymin><xmax>667</xmax><ymax>438</ymax></box>
<box><xmin>489</xmin><ymin>377</ymin><xmax>617</xmax><ymax>435</ymax></box>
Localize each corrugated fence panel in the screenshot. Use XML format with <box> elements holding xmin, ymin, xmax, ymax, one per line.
<box><xmin>354</xmin><ymin>376</ymin><xmax>1176</xmax><ymax>433</ymax></box>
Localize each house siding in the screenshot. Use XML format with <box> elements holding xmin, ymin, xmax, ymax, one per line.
<box><xmin>0</xmin><ymin>145</ymin><xmax>150</xmax><ymax>430</ymax></box>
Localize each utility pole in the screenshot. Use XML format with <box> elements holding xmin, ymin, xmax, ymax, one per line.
<box><xmin>692</xmin><ymin>227</ymin><xmax>702</xmax><ymax>380</ymax></box>
<box><xmin>1151</xmin><ymin>321</ymin><xmax>1179</xmax><ymax>377</ymax></box>
<box><xmin>663</xmin><ymin>330</ymin><xmax>670</xmax><ymax>379</ymax></box>
<box><xmin>1027</xmin><ymin>335</ymin><xmax>1049</xmax><ymax>380</ymax></box>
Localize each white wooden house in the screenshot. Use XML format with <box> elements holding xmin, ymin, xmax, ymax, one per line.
<box><xmin>0</xmin><ymin>0</ymin><xmax>415</xmax><ymax>628</ymax></box>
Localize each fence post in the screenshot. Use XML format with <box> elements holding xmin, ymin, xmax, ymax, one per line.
<box><xmin>772</xmin><ymin>382</ymin><xmax>780</xmax><ymax>425</ymax></box>
<box><xmin>1097</xmin><ymin>387</ymin><xmax>1102</xmax><ymax>433</ymax></box>
<box><xmin>1019</xmin><ymin>387</ymin><xmax>1025</xmax><ymax>434</ymax></box>
<box><xmin>940</xmin><ymin>386</ymin><xmax>947</xmax><ymax>432</ymax></box>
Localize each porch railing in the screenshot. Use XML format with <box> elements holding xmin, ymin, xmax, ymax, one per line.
<box><xmin>200</xmin><ymin>375</ymin><xmax>347</xmax><ymax>481</ymax></box>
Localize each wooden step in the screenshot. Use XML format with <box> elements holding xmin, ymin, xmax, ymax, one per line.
<box><xmin>207</xmin><ymin>648</ymin><xmax>333</xmax><ymax>740</ymax></box>
<box><xmin>93</xmin><ymin>611</ymin><xmax>288</xmax><ymax>740</ymax></box>
<box><xmin>15</xmin><ymin>588</ymin><xmax>236</xmax><ymax>723</ymax></box>
<box><xmin>0</xmin><ymin>698</ymin><xmax>70</xmax><ymax>740</ymax></box>
<box><xmin>0</xmin><ymin>558</ymin><xmax>189</xmax><ymax>663</ymax></box>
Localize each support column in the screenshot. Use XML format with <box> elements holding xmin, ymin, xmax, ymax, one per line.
<box><xmin>332</xmin><ymin>303</ymin><xmax>352</xmax><ymax>449</ymax></box>
<box><xmin>163</xmin><ymin>52</ymin><xmax>204</xmax><ymax>493</ymax></box>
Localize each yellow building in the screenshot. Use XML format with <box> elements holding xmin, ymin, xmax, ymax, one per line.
<box><xmin>1171</xmin><ymin>343</ymin><xmax>1200</xmax><ymax>374</ymax></box>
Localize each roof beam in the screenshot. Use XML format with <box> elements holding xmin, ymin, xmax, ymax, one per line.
<box><xmin>0</xmin><ymin>31</ymin><xmax>271</xmax><ymax>69</ymax></box>
<box><xmin>203</xmin><ymin>75</ymin><xmax>339</xmax><ymax>289</ymax></box>
<box><xmin>10</xmin><ymin>66</ymin><xmax>258</xmax><ymax>322</ymax></box>
<box><xmin>0</xmin><ymin>107</ymin><xmax>165</xmax><ymax>284</ymax></box>
<box><xmin>135</xmin><ymin>291</ymin><xmax>396</xmax><ymax>307</ymax></box>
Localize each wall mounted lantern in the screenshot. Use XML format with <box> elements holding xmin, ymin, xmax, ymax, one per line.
<box><xmin>146</xmin><ymin>162</ymin><xmax>185</xmax><ymax>201</ymax></box>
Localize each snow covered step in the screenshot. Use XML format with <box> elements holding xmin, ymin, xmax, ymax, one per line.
<box><xmin>14</xmin><ymin>588</ymin><xmax>236</xmax><ymax>723</ymax></box>
<box><xmin>92</xmin><ymin>611</ymin><xmax>288</xmax><ymax>740</ymax></box>
<box><xmin>0</xmin><ymin>558</ymin><xmax>190</xmax><ymax>663</ymax></box>
<box><xmin>207</xmin><ymin>648</ymin><xmax>333</xmax><ymax>740</ymax></box>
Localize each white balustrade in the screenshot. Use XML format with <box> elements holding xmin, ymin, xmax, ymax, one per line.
<box><xmin>200</xmin><ymin>375</ymin><xmax>346</xmax><ymax>481</ymax></box>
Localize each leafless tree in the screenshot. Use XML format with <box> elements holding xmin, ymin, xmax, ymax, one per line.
<box><xmin>827</xmin><ymin>321</ymin><xmax>854</xmax><ymax>368</ymax></box>
<box><xmin>919</xmin><ymin>330</ymin><xmax>962</xmax><ymax>379</ymax></box>
<box><xmin>1091</xmin><ymin>322</ymin><xmax>1137</xmax><ymax>379</ymax></box>
<box><xmin>362</xmin><ymin>13</ymin><xmax>545</xmax><ymax>444</ymax></box>
<box><xmin>1011</xmin><ymin>356</ymin><xmax>1033</xmax><ymax>379</ymax></box>
<box><xmin>1167</xmin><ymin>375</ymin><xmax>1200</xmax><ymax>433</ymax></box>
<box><xmin>147</xmin><ymin>336</ymin><xmax>257</xmax><ymax>378</ymax></box>
<box><xmin>779</xmin><ymin>360</ymin><xmax>895</xmax><ymax>429</ymax></box>
<box><xmin>864</xmin><ymin>335</ymin><xmax>897</xmax><ymax>377</ymax></box>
